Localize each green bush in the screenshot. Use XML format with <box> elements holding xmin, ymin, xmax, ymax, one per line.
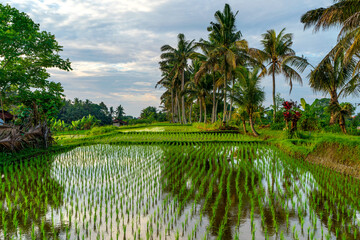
<box><xmin>270</xmin><ymin>122</ymin><xmax>285</xmax><ymax>130</ymax></box>
<box><xmin>298</xmin><ymin>116</ymin><xmax>319</xmax><ymax>131</ymax></box>
<box><xmin>89</xmin><ymin>125</ymin><xmax>119</xmax><ymax>136</ymax></box>
<box><xmin>322</xmin><ymin>124</ymin><xmax>342</xmax><ymax>133</ymax></box>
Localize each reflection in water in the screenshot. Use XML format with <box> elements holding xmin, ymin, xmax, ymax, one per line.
<box><xmin>0</xmin><ymin>156</ymin><xmax>66</xmax><ymax>239</ymax></box>
<box><xmin>0</xmin><ymin>144</ymin><xmax>359</xmax><ymax>240</ymax></box>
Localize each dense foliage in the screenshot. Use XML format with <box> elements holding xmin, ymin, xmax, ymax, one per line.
<box><xmin>57</xmin><ymin>99</ymin><xmax>112</xmax><ymax>126</ymax></box>
<box><xmin>0</xmin><ymin>3</ymin><xmax>71</xmax><ymax>125</ymax></box>
<box><xmin>156</xmin><ymin>3</ymin><xmax>360</xmax><ymax>137</ymax></box>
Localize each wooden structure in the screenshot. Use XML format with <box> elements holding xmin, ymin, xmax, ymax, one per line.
<box><xmin>113</xmin><ymin>119</ymin><xmax>128</xmax><ymax>127</ymax></box>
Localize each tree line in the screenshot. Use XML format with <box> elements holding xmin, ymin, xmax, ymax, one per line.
<box><xmin>157</xmin><ymin>2</ymin><xmax>360</xmax><ymax>135</ymax></box>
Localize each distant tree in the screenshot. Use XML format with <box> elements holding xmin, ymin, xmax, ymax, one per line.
<box><xmin>99</xmin><ymin>102</ymin><xmax>109</xmax><ymax>116</ymax></box>
<box><xmin>140</xmin><ymin>106</ymin><xmax>157</xmax><ymax>120</ymax></box>
<box><xmin>156</xmin><ymin>111</ymin><xmax>167</xmax><ymax>122</ymax></box>
<box><xmin>109</xmin><ymin>107</ymin><xmax>114</xmax><ymax>118</ymax></box>
<box><xmin>57</xmin><ymin>99</ymin><xmax>112</xmax><ymax>125</ymax></box>
<box><xmin>115</xmin><ymin>105</ymin><xmax>125</xmax><ymax>120</ymax></box>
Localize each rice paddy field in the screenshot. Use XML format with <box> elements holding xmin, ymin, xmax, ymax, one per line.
<box><xmin>1</xmin><ymin>129</ymin><xmax>360</xmax><ymax>239</ymax></box>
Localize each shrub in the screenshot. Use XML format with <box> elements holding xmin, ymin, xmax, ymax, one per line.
<box><xmin>89</xmin><ymin>126</ymin><xmax>119</xmax><ymax>136</ymax></box>
<box><xmin>298</xmin><ymin>116</ymin><xmax>319</xmax><ymax>131</ymax></box>
<box><xmin>270</xmin><ymin>122</ymin><xmax>285</xmax><ymax>130</ymax></box>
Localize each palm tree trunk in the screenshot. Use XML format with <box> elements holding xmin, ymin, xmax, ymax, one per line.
<box><xmin>329</xmin><ymin>91</ymin><xmax>339</xmax><ymax>125</ymax></box>
<box><xmin>228</xmin><ymin>76</ymin><xmax>234</xmax><ymax>121</ymax></box>
<box><xmin>242</xmin><ymin>119</ymin><xmax>247</xmax><ymax>134</ymax></box>
<box><xmin>175</xmin><ymin>91</ymin><xmax>180</xmax><ymax>123</ymax></box>
<box><xmin>272</xmin><ymin>64</ymin><xmax>276</xmax><ymax>123</ymax></box>
<box><xmin>199</xmin><ymin>98</ymin><xmax>202</xmax><ymax>122</ymax></box>
<box><xmin>171</xmin><ymin>90</ymin><xmax>175</xmax><ymax>123</ymax></box>
<box><xmin>174</xmin><ymin>93</ymin><xmax>178</xmax><ymax>122</ymax></box>
<box><xmin>223</xmin><ymin>69</ymin><xmax>227</xmax><ymax>123</ymax></box>
<box><xmin>177</xmin><ymin>92</ymin><xmax>182</xmax><ymax>124</ymax></box>
<box><xmin>249</xmin><ymin>111</ymin><xmax>259</xmax><ymax>137</ymax></box>
<box><xmin>203</xmin><ymin>97</ymin><xmax>207</xmax><ymax>123</ymax></box>
<box><xmin>189</xmin><ymin>102</ymin><xmax>193</xmax><ymax>124</ymax></box>
<box><xmin>181</xmin><ymin>69</ymin><xmax>187</xmax><ymax>124</ymax></box>
<box><xmin>212</xmin><ymin>72</ymin><xmax>216</xmax><ymax>123</ymax></box>
<box><xmin>215</xmin><ymin>91</ymin><xmax>219</xmax><ymax>122</ymax></box>
<box><xmin>339</xmin><ymin>115</ymin><xmax>347</xmax><ymax>134</ymax></box>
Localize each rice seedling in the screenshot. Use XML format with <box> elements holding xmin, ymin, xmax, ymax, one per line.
<box><xmin>0</xmin><ymin>139</ymin><xmax>359</xmax><ymax>239</ymax></box>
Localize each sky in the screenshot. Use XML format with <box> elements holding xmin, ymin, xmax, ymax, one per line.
<box><xmin>5</xmin><ymin>0</ymin><xmax>360</xmax><ymax>116</ymax></box>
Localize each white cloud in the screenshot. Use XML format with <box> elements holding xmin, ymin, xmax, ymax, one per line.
<box><xmin>6</xmin><ymin>0</ymin><xmax>356</xmax><ymax>116</ymax></box>
<box><xmin>133</xmin><ymin>82</ymin><xmax>152</xmax><ymax>86</ymax></box>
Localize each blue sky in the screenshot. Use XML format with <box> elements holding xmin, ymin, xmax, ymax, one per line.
<box><xmin>5</xmin><ymin>0</ymin><xmax>360</xmax><ymax>116</ymax></box>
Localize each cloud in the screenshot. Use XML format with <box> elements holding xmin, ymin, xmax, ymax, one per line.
<box><xmin>133</xmin><ymin>82</ymin><xmax>152</xmax><ymax>86</ymax></box>
<box><xmin>6</xmin><ymin>0</ymin><xmax>358</xmax><ymax>116</ymax></box>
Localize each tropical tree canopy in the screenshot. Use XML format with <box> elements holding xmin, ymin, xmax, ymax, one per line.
<box><xmin>0</xmin><ymin>3</ymin><xmax>71</xmax><ymax>125</ymax></box>
<box><xmin>160</xmin><ymin>33</ymin><xmax>198</xmax><ymax>124</ymax></box>
<box><xmin>256</xmin><ymin>28</ymin><xmax>308</xmax><ymax>121</ymax></box>
<box><xmin>301</xmin><ymin>0</ymin><xmax>360</xmax><ymax>70</ymax></box>
<box><xmin>231</xmin><ymin>67</ymin><xmax>265</xmax><ymax>136</ymax></box>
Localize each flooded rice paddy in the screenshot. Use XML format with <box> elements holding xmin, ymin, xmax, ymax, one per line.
<box><xmin>1</xmin><ymin>144</ymin><xmax>360</xmax><ymax>239</ymax></box>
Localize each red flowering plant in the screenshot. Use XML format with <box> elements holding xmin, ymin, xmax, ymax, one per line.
<box><xmin>282</xmin><ymin>100</ymin><xmax>302</xmax><ymax>133</ymax></box>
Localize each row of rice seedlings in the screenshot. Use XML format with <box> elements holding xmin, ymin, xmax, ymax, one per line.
<box><xmin>273</xmin><ymin>146</ymin><xmax>360</xmax><ymax>240</ymax></box>
<box><xmin>1</xmin><ymin>142</ymin><xmax>360</xmax><ymax>239</ymax></box>
<box><xmin>157</xmin><ymin>144</ymin><xmax>208</xmax><ymax>239</ymax></box>
<box><xmin>172</xmin><ymin>145</ymin><xmax>217</xmax><ymax>240</ymax></box>
<box><xmin>83</xmin><ymin>132</ymin><xmax>255</xmax><ymax>146</ymax></box>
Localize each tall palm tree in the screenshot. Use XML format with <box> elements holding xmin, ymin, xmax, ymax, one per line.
<box><xmin>158</xmin><ymin>79</ymin><xmax>174</xmax><ymax>122</ymax></box>
<box><xmin>115</xmin><ymin>105</ymin><xmax>125</xmax><ymax>120</ymax></box>
<box><xmin>195</xmin><ymin>39</ymin><xmax>221</xmax><ymax>123</ymax></box>
<box><xmin>157</xmin><ymin>62</ymin><xmax>177</xmax><ymax>122</ymax></box>
<box><xmin>231</xmin><ymin>67</ymin><xmax>265</xmax><ymax>136</ymax></box>
<box><xmin>206</xmin><ymin>3</ymin><xmax>246</xmax><ymax>123</ymax></box>
<box><xmin>187</xmin><ymin>59</ymin><xmax>204</xmax><ymax>122</ymax></box>
<box><xmin>257</xmin><ymin>28</ymin><xmax>309</xmax><ymax>121</ymax></box>
<box><xmin>160</xmin><ymin>33</ymin><xmax>198</xmax><ymax>124</ymax></box>
<box><xmin>185</xmin><ymin>63</ymin><xmax>212</xmax><ymax>123</ymax></box>
<box><xmin>301</xmin><ymin>1</ymin><xmax>360</xmax><ymax>69</ymax></box>
<box><xmin>309</xmin><ymin>50</ymin><xmax>360</xmax><ymax>126</ymax></box>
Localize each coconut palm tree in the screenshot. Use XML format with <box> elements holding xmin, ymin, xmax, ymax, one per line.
<box><xmin>232</xmin><ymin>107</ymin><xmax>248</xmax><ymax>134</ymax></box>
<box><xmin>187</xmin><ymin>59</ymin><xmax>204</xmax><ymax>122</ymax></box>
<box><xmin>331</xmin><ymin>102</ymin><xmax>355</xmax><ymax>133</ymax></box>
<box><xmin>185</xmin><ymin>62</ymin><xmax>212</xmax><ymax>123</ymax></box>
<box><xmin>257</xmin><ymin>28</ymin><xmax>309</xmax><ymax>122</ymax></box>
<box><xmin>301</xmin><ymin>1</ymin><xmax>360</xmax><ymax>68</ymax></box>
<box><xmin>309</xmin><ymin>50</ymin><xmax>360</xmax><ymax>126</ymax></box>
<box><xmin>231</xmin><ymin>67</ymin><xmax>265</xmax><ymax>136</ymax></box>
<box><xmin>160</xmin><ymin>33</ymin><xmax>198</xmax><ymax>124</ymax></box>
<box><xmin>157</xmin><ymin>61</ymin><xmax>180</xmax><ymax>123</ymax></box>
<box><xmin>115</xmin><ymin>105</ymin><xmax>125</xmax><ymax>120</ymax></box>
<box><xmin>195</xmin><ymin>39</ymin><xmax>221</xmax><ymax>123</ymax></box>
<box><xmin>206</xmin><ymin>3</ymin><xmax>247</xmax><ymax>123</ymax></box>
